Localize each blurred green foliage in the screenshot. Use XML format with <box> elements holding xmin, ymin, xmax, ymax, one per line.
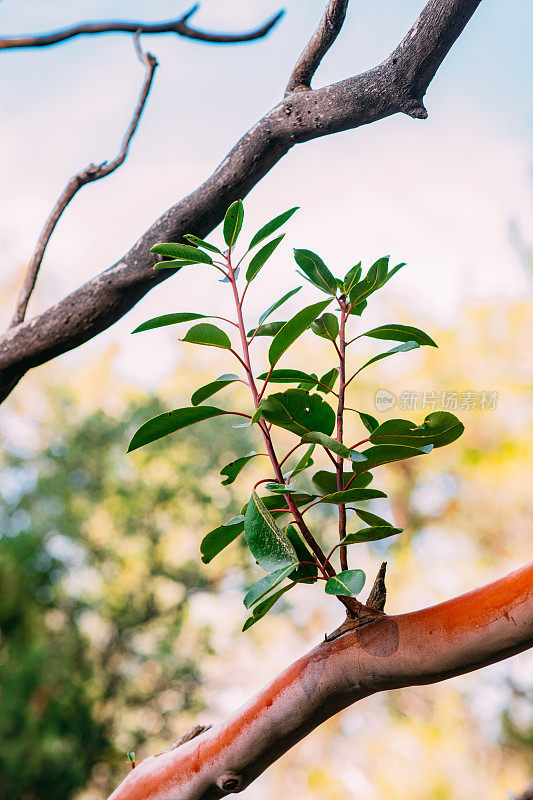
<box><xmin>0</xmin><ymin>394</ymin><xmax>251</xmax><ymax>799</ymax></box>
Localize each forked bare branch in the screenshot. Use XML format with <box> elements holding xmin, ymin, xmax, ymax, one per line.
<box><xmin>10</xmin><ymin>35</ymin><xmax>158</xmax><ymax>327</ymax></box>
<box><xmin>286</xmin><ymin>0</ymin><xmax>349</xmax><ymax>94</ymax></box>
<box><xmin>0</xmin><ymin>6</ymin><xmax>284</xmax><ymax>50</ymax></box>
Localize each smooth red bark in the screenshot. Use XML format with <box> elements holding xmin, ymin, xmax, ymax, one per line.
<box><xmin>109</xmin><ymin>563</ymin><xmax>533</xmax><ymax>799</ymax></box>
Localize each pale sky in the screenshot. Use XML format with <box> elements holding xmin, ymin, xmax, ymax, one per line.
<box><xmin>1</xmin><ymin>0</ymin><xmax>532</xmax><ymax>389</ymax></box>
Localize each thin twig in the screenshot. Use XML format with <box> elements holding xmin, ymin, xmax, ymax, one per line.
<box><xmin>10</xmin><ymin>36</ymin><xmax>158</xmax><ymax>327</ymax></box>
<box><xmin>0</xmin><ymin>7</ymin><xmax>284</xmax><ymax>50</ymax></box>
<box><xmin>286</xmin><ymin>0</ymin><xmax>349</xmax><ymax>94</ymax></box>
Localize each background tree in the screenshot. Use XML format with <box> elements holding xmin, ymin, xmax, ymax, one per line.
<box><xmin>0</xmin><ymin>385</ymin><xmax>253</xmax><ymax>799</ymax></box>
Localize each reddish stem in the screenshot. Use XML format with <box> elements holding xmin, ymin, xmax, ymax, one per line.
<box><xmin>253</xmin><ymin>477</ymin><xmax>275</xmax><ymax>490</ymax></box>
<box><xmin>349</xmin><ymin>437</ymin><xmax>370</xmax><ymax>449</ymax></box>
<box><xmin>226</xmin><ymin>252</ymin><xmax>335</xmax><ymax>582</ymax></box>
<box><xmin>258</xmin><ymin>364</ymin><xmax>274</xmax><ymax>401</ymax></box>
<box><xmin>337</xmin><ymin>301</ymin><xmax>348</xmax><ymax>571</ymax></box>
<box><xmin>278</xmin><ymin>442</ymin><xmax>306</xmax><ymax>468</ymax></box>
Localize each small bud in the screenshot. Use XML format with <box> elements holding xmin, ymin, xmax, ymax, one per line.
<box><xmin>127</xmin><ymin>752</ymin><xmax>136</xmax><ymax>769</ymax></box>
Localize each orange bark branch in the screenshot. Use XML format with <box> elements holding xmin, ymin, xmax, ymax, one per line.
<box><xmin>108</xmin><ymin>563</ymin><xmax>533</xmax><ymax>799</ymax></box>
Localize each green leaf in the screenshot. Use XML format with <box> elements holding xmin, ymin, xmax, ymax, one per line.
<box><xmin>366</xmin><ymin>256</ymin><xmax>390</xmax><ymax>284</ymax></box>
<box><xmin>357</xmin><ymin>411</ymin><xmax>379</xmax><ymax>433</ymax></box>
<box><xmin>316</xmin><ymin>368</ymin><xmax>339</xmax><ymax>393</ymax></box>
<box><xmin>319</xmin><ymin>488</ymin><xmax>387</xmax><ymax>504</ymax></box>
<box><xmin>245</xmin><ymin>235</ymin><xmax>284</xmax><ymax>282</ymax></box>
<box><xmin>153</xmin><ymin>259</ymin><xmax>199</xmax><ymax>271</ymax></box>
<box><xmin>325</xmin><ymin>569</ymin><xmax>366</xmax><ymax>597</ymax></box>
<box><xmin>297</xmin><ymin>373</ymin><xmax>319</xmax><ymax>391</ymax></box>
<box><xmin>310</xmin><ymin>313</ymin><xmax>339</xmax><ymax>341</ymax></box>
<box><xmin>182</xmin><ymin>323</ymin><xmax>231</xmax><ymax>350</ymax></box>
<box><xmin>249</xmin><ymin>207</ymin><xmax>299</xmax><ymax>250</ymax></box>
<box><xmin>248</xmin><ymin>321</ymin><xmax>287</xmax><ymax>338</ymax></box>
<box><xmin>293</xmin><ymin>249</ymin><xmax>337</xmax><ymax>295</ymax></box>
<box><xmin>287</xmin><ymin>445</ymin><xmax>315</xmax><ymax>480</ymax></box>
<box><xmin>343</xmin><ymin>263</ymin><xmax>362</xmax><ymax>294</ymax></box>
<box><xmin>191</xmin><ymin>374</ymin><xmax>239</xmax><ymax>406</ymax></box>
<box><xmin>200</xmin><ymin>516</ymin><xmax>245</xmax><ymax>563</ymax></box>
<box><xmin>258</xmin><ymin>287</ymin><xmax>302</xmax><ymax>326</ymax></box>
<box><xmin>183</xmin><ymin>234</ymin><xmax>222</xmax><ymax>254</ymax></box>
<box><xmin>350</xmin><ymin>299</ymin><xmax>367</xmax><ymax>316</ymax></box>
<box><xmin>354</xmin><ymin>509</ymin><xmax>395</xmax><ymax>527</ymax></box>
<box><xmin>348</xmin><ymin>256</ymin><xmax>389</xmax><ymax>305</ymax></box>
<box><xmin>258</xmin><ymin>368</ymin><xmax>321</xmax><ymax>386</ymax></box>
<box><xmin>244</xmin><ymin>490</ymin><xmax>299</xmax><ymax>573</ymax></box>
<box><xmin>351</xmin><ymin>443</ymin><xmax>433</xmax><ymax>474</ymax></box>
<box><xmin>151</xmin><ymin>242</ymin><xmax>213</xmax><ymax>264</ymax></box>
<box><xmin>383</xmin><ymin>262</ymin><xmax>406</xmax><ymax>285</ymax></box>
<box><xmin>244</xmin><ymin>564</ymin><xmax>297</xmax><ymax>608</ymax></box>
<box><xmin>347</xmin><ymin>259</ymin><xmax>406</xmax><ymax>308</ymax></box>
<box><xmin>369</xmin><ymin>412</ymin><xmax>464</xmax><ymax>448</ymax></box>
<box><xmin>261</xmin><ymin>388</ymin><xmax>335</xmax><ymax>436</ymax></box>
<box><xmin>312</xmin><ymin>470</ymin><xmax>372</xmax><ymax>495</ymax></box>
<box><xmin>223</xmin><ymin>200</ymin><xmax>244</xmax><ymax>248</ymax></box>
<box><xmin>363</xmin><ymin>323</ymin><xmax>437</xmax><ymax>348</ymax></box>
<box><xmin>268</xmin><ymin>299</ymin><xmax>332</xmax><ymax>366</ymax></box>
<box><xmin>242</xmin><ymin>585</ymin><xmax>292</xmax><ymax>630</ymax></box>
<box><xmin>342</xmin><ymin>526</ymin><xmax>402</xmax><ymax>544</ymax></box>
<box><xmin>357</xmin><ymin>341</ymin><xmax>420</xmax><ymax>374</ymax></box>
<box><xmin>220</xmin><ymin>452</ymin><xmax>260</xmax><ymax>486</ymax></box>
<box><xmin>240</xmin><ymin>492</ymin><xmax>311</xmax><ymax>517</ymax></box>
<box><xmin>300</xmin><ymin>431</ymin><xmax>351</xmax><ymax>459</ymax></box>
<box><xmin>264</xmin><ymin>483</ymin><xmax>309</xmax><ymax>495</ymax></box>
<box><xmin>128</xmin><ymin>406</ymin><xmax>228</xmax><ymax>452</ymax></box>
<box><xmin>418</xmin><ymin>411</ymin><xmax>464</xmax><ymax>447</ymax></box>
<box><xmin>132</xmin><ymin>312</ymin><xmax>209</xmax><ymax>333</ymax></box>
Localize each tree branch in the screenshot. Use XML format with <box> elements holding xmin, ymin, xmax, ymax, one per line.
<box><xmin>0</xmin><ymin>6</ymin><xmax>284</xmax><ymax>50</ymax></box>
<box><xmin>0</xmin><ymin>0</ymin><xmax>482</xmax><ymax>403</ymax></box>
<box><xmin>285</xmin><ymin>0</ymin><xmax>349</xmax><ymax>94</ymax></box>
<box><xmin>10</xmin><ymin>35</ymin><xmax>158</xmax><ymax>328</ymax></box>
<box><xmin>107</xmin><ymin>563</ymin><xmax>533</xmax><ymax>799</ymax></box>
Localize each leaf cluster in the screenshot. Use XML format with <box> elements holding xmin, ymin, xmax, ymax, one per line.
<box><xmin>129</xmin><ymin>201</ymin><xmax>465</xmax><ymax>629</ymax></box>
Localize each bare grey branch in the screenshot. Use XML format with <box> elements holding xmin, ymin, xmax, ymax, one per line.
<box><xmin>10</xmin><ymin>38</ymin><xmax>158</xmax><ymax>327</ymax></box>
<box><xmin>0</xmin><ymin>7</ymin><xmax>284</xmax><ymax>50</ymax></box>
<box><xmin>286</xmin><ymin>0</ymin><xmax>349</xmax><ymax>94</ymax></box>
